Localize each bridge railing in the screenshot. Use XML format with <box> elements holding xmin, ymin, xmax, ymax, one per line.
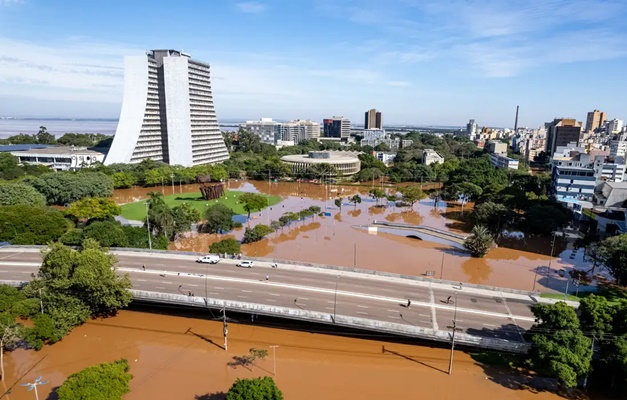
<box><xmin>131</xmin><ymin>290</ymin><xmax>530</xmax><ymax>353</ymax></box>
<box><xmin>372</xmin><ymin>220</ymin><xmax>469</xmax><ymax>240</ymax></box>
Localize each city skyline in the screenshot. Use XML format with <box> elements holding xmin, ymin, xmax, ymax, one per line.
<box><xmin>0</xmin><ymin>0</ymin><xmax>626</xmax><ymax>127</ymax></box>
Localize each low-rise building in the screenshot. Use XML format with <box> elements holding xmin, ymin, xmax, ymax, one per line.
<box><xmin>422</xmin><ymin>149</ymin><xmax>443</xmax><ymax>165</ymax></box>
<box><xmin>489</xmin><ymin>153</ymin><xmax>519</xmax><ymax>170</ymax></box>
<box><xmin>593</xmin><ymin>181</ymin><xmax>627</xmax><ymax>208</ymax></box>
<box><xmin>280</xmin><ymin>151</ymin><xmax>361</xmax><ymax>176</ymax></box>
<box><xmin>9</xmin><ymin>146</ymin><xmax>106</xmax><ymax>171</ymax></box>
<box><xmin>374</xmin><ymin>151</ymin><xmax>396</xmax><ymax>166</ymax></box>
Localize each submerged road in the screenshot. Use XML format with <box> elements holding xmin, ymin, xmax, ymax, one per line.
<box><xmin>0</xmin><ymin>247</ymin><xmax>538</xmax><ymax>343</ymax></box>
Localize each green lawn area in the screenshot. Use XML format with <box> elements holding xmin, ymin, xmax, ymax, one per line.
<box><xmin>540</xmin><ymin>293</ymin><xmax>583</xmax><ymax>302</ymax></box>
<box><xmin>119</xmin><ymin>190</ymin><xmax>281</xmax><ymax>221</ymax></box>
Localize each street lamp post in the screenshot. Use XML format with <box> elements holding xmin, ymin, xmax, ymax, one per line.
<box><xmin>222</xmin><ymin>305</ymin><xmax>228</xmax><ymax>351</ymax></box>
<box><xmin>21</xmin><ymin>376</ymin><xmax>48</xmax><ymax>400</ymax></box>
<box><xmin>269</xmin><ymin>345</ymin><xmax>279</xmax><ymax>376</ymax></box>
<box><xmin>145</xmin><ymin>202</ymin><xmax>152</xmax><ymax>250</ymax></box>
<box><xmin>448</xmin><ymin>291</ymin><xmax>459</xmax><ymax>375</ymax></box>
<box><xmin>353</xmin><ymin>242</ymin><xmax>357</xmax><ymax>268</ymax></box>
<box><xmin>546</xmin><ymin>232</ymin><xmax>557</xmax><ymax>288</ymax></box>
<box><xmin>333</xmin><ymin>276</ymin><xmax>340</xmax><ymax>322</ymax></box>
<box><xmin>170</xmin><ymin>174</ymin><xmax>175</xmax><ymax>194</ymax></box>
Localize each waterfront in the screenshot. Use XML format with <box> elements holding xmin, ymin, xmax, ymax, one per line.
<box><xmin>114</xmin><ymin>180</ymin><xmax>584</xmax><ymax>294</ymax></box>
<box><xmin>4</xmin><ymin>310</ymin><xmax>573</xmax><ymax>400</ymax></box>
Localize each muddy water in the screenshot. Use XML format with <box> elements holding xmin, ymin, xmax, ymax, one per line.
<box><xmin>4</xmin><ymin>311</ymin><xmax>571</xmax><ymax>400</ymax></box>
<box><xmin>111</xmin><ymin>181</ymin><xmax>581</xmax><ymax>293</ymax></box>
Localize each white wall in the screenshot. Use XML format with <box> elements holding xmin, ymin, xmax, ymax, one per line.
<box><xmin>163</xmin><ymin>57</ymin><xmax>194</xmax><ymax>166</ymax></box>
<box><xmin>104</xmin><ymin>56</ymin><xmax>150</xmax><ymax>165</ymax></box>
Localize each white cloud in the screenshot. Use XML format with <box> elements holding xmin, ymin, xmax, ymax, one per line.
<box><xmin>235</xmin><ymin>1</ymin><xmax>266</xmax><ymax>14</ymax></box>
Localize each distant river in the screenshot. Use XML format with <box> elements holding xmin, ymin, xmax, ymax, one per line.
<box><xmin>0</xmin><ymin>119</ymin><xmax>239</xmax><ymax>138</ymax></box>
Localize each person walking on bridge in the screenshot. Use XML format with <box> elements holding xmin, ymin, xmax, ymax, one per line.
<box><xmin>407</xmin><ymin>299</ymin><xmax>411</xmax><ymax>309</ymax></box>
<box><xmin>266</xmin><ymin>274</ymin><xmax>269</xmax><ymax>281</ymax></box>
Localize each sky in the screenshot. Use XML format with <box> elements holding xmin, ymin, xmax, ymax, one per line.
<box><xmin>0</xmin><ymin>0</ymin><xmax>626</xmax><ymax>127</ymax></box>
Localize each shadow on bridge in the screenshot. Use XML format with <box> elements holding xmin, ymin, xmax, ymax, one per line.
<box><xmin>194</xmin><ymin>392</ymin><xmax>225</xmax><ymax>400</ymax></box>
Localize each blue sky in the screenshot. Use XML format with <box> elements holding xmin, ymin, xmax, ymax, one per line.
<box><xmin>0</xmin><ymin>0</ymin><xmax>626</xmax><ymax>127</ymax></box>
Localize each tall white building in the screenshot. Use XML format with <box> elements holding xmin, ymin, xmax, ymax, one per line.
<box><xmin>240</xmin><ymin>118</ymin><xmax>281</xmax><ymax>145</ymax></box>
<box><xmin>607</xmin><ymin>119</ymin><xmax>624</xmax><ymax>134</ymax></box>
<box><xmin>105</xmin><ymin>49</ymin><xmax>229</xmax><ymax>166</ymax></box>
<box><xmin>281</xmin><ymin>120</ymin><xmax>320</xmax><ymax>143</ymax></box>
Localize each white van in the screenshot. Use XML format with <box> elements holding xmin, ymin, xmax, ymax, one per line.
<box><xmin>196</xmin><ymin>254</ymin><xmax>220</xmax><ymax>264</ymax></box>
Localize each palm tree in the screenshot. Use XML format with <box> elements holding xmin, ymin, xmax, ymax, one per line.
<box><xmin>464</xmin><ymin>225</ymin><xmax>494</xmax><ymax>258</ymax></box>
<box><xmin>350</xmin><ymin>194</ymin><xmax>362</xmax><ymax>208</ymax></box>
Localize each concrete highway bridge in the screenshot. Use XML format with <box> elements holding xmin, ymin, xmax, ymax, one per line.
<box><xmin>0</xmin><ymin>246</ymin><xmax>542</xmax><ymax>353</ymax></box>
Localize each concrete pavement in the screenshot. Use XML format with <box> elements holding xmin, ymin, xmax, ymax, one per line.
<box><xmin>0</xmin><ymin>247</ymin><xmax>539</xmax><ymax>346</ymax></box>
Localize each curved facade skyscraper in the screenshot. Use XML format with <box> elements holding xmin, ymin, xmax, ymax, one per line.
<box><xmin>105</xmin><ymin>49</ymin><xmax>229</xmax><ymax>166</ymax></box>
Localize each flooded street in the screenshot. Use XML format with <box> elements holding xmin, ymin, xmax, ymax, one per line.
<box><xmin>4</xmin><ymin>311</ymin><xmax>573</xmax><ymax>400</ymax></box>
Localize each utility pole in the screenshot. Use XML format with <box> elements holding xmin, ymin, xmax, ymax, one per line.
<box><xmin>448</xmin><ymin>291</ymin><xmax>458</xmax><ymax>375</ymax></box>
<box><xmin>222</xmin><ymin>306</ymin><xmax>228</xmax><ymax>351</ymax></box>
<box><xmin>145</xmin><ymin>202</ymin><xmax>152</xmax><ymax>250</ymax></box>
<box><xmin>170</xmin><ymin>174</ymin><xmax>175</xmax><ymax>194</ymax></box>
<box><xmin>440</xmin><ymin>253</ymin><xmax>445</xmax><ymax>280</ymax></box>
<box><xmin>353</xmin><ymin>242</ymin><xmax>357</xmax><ymax>268</ymax></box>
<box><xmin>583</xmin><ymin>335</ymin><xmax>595</xmax><ymax>389</ymax></box>
<box><xmin>269</xmin><ymin>345</ymin><xmax>279</xmax><ymax>376</ymax></box>
<box><xmin>38</xmin><ymin>288</ymin><xmax>43</xmax><ymax>314</ymax></box>
<box><xmin>333</xmin><ymin>276</ymin><xmax>339</xmax><ymax>322</ymax></box>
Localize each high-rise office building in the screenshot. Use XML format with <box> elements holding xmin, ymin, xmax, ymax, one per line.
<box><xmin>364</xmin><ymin>108</ymin><xmax>382</xmax><ymax>129</ymax></box>
<box><xmin>585</xmin><ymin>109</ymin><xmax>607</xmax><ymax>132</ymax></box>
<box><xmin>545</xmin><ymin>118</ymin><xmax>582</xmax><ymax>156</ymax></box>
<box><xmin>105</xmin><ymin>49</ymin><xmax>229</xmax><ymax>166</ymax></box>
<box><xmin>323</xmin><ymin>117</ymin><xmax>351</xmax><ymax>138</ymax></box>
<box><xmin>466</xmin><ymin>119</ymin><xmax>478</xmax><ymax>139</ymax></box>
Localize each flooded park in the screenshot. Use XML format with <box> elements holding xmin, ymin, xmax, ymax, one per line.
<box><xmin>1</xmin><ymin>180</ymin><xmax>594</xmax><ymax>400</ymax></box>
<box><xmin>113</xmin><ymin>179</ymin><xmax>581</xmax><ymax>294</ymax></box>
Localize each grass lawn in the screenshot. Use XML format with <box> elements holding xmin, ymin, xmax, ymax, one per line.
<box><xmin>119</xmin><ymin>190</ymin><xmax>281</xmax><ymax>221</ymax></box>
<box><xmin>540</xmin><ymin>293</ymin><xmax>583</xmax><ymax>302</ymax></box>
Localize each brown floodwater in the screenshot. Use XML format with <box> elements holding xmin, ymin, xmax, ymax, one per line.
<box><xmin>111</xmin><ymin>181</ymin><xmax>581</xmax><ymax>293</ymax></box>
<box><xmin>4</xmin><ymin>311</ymin><xmax>577</xmax><ymax>400</ymax></box>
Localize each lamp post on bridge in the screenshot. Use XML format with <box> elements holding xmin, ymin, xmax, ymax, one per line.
<box><xmin>448</xmin><ymin>291</ymin><xmax>459</xmax><ymax>375</ymax></box>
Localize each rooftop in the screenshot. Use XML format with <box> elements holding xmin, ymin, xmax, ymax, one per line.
<box><xmin>9</xmin><ymin>146</ymin><xmax>107</xmax><ymax>156</ymax></box>
<box><xmin>604</xmin><ymin>181</ymin><xmax>627</xmax><ymax>190</ymax></box>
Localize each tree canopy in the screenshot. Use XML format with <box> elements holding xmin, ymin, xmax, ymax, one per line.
<box><xmin>203</xmin><ymin>203</ymin><xmax>235</xmax><ymax>234</ymax></box>
<box><xmin>589</xmin><ymin>234</ymin><xmax>627</xmax><ymax>285</ymax></box>
<box><xmin>65</xmin><ymin>197</ymin><xmax>121</xmax><ymax>221</ymax></box>
<box><xmin>464</xmin><ymin>225</ymin><xmax>494</xmax><ymax>258</ymax></box>
<box><xmin>0</xmin><ymin>183</ymin><xmax>46</xmax><ymax>207</ymax></box>
<box><xmin>56</xmin><ymin>359</ymin><xmax>133</xmax><ymax>400</ymax></box>
<box><xmin>225</xmin><ymin>377</ymin><xmax>284</xmax><ymax>400</ymax></box>
<box><xmin>210</xmin><ymin>238</ymin><xmax>241</xmax><ymax>255</ymax></box>
<box><xmin>239</xmin><ymin>192</ymin><xmax>269</xmax><ymax>219</ymax></box>
<box><xmin>0</xmin><ymin>205</ymin><xmax>68</xmax><ymax>244</ymax></box>
<box><xmin>30</xmin><ymin>171</ymin><xmax>114</xmax><ymax>205</ymax></box>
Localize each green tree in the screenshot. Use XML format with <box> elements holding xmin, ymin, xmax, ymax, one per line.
<box><xmin>369</xmin><ymin>188</ymin><xmax>386</xmax><ymax>206</ymax></box>
<box><xmin>471</xmin><ymin>201</ymin><xmax>512</xmax><ymax>238</ymax></box>
<box><xmin>210</xmin><ymin>238</ymin><xmax>241</xmax><ymax>255</ymax></box>
<box><xmin>171</xmin><ymin>202</ymin><xmax>200</xmax><ymax>234</ymax></box>
<box><xmin>65</xmin><ymin>197</ymin><xmax>121</xmax><ymax>221</ymax></box>
<box><xmin>0</xmin><ymin>312</ymin><xmax>21</xmax><ymax>381</ymax></box>
<box><xmin>463</xmin><ymin>225</ymin><xmax>494</xmax><ymax>258</ymax></box>
<box><xmin>350</xmin><ymin>194</ymin><xmax>362</xmax><ymax>208</ymax></box>
<box><xmin>528</xmin><ymin>302</ymin><xmax>592</xmax><ymax>388</ymax></box>
<box><xmin>56</xmin><ymin>359</ymin><xmax>133</xmax><ymax>400</ymax></box>
<box><xmin>590</xmin><ymin>234</ymin><xmax>627</xmax><ymax>285</ymax></box>
<box><xmin>0</xmin><ymin>183</ymin><xmax>46</xmax><ymax>207</ymax></box>
<box><xmin>30</xmin><ymin>172</ymin><xmax>114</xmax><ymax>205</ymax></box>
<box><xmin>83</xmin><ymin>221</ymin><xmax>129</xmax><ymax>247</ymax></box>
<box><xmin>579</xmin><ymin>294</ymin><xmax>617</xmax><ymax>336</ymax></box>
<box><xmin>397</xmin><ymin>186</ymin><xmax>426</xmax><ymax>210</ymax></box>
<box><xmin>239</xmin><ymin>192</ymin><xmax>269</xmax><ymax>219</ymax></box>
<box><xmin>353</xmin><ymin>167</ymin><xmax>383</xmax><ymax>182</ymax></box>
<box><xmin>39</xmin><ymin>240</ymin><xmax>132</xmax><ymax>315</ymax></box>
<box><xmin>36</xmin><ymin>126</ymin><xmax>56</xmax><ymax>144</ymax></box>
<box><xmin>111</xmin><ymin>172</ymin><xmax>138</xmax><ymax>189</ymax></box>
<box><xmin>242</xmin><ymin>224</ymin><xmax>274</xmax><ymax>244</ymax></box>
<box><xmin>204</xmin><ymin>203</ymin><xmax>235</xmax><ymax>234</ymax></box>
<box><xmin>334</xmin><ymin>197</ymin><xmax>343</xmax><ymax>211</ymax></box>
<box><xmin>226</xmin><ymin>377</ymin><xmax>283</xmax><ymax>400</ymax></box>
<box><xmin>60</xmin><ymin>229</ymin><xmax>84</xmax><ymax>246</ymax></box>
<box><xmin>358</xmin><ymin>153</ymin><xmax>387</xmax><ymax>171</ymax></box>
<box><xmin>0</xmin><ymin>205</ymin><xmax>68</xmax><ymax>244</ymax></box>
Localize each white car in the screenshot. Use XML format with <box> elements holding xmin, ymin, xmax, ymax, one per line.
<box><xmin>236</xmin><ymin>260</ymin><xmax>254</xmax><ymax>268</ymax></box>
<box><xmin>197</xmin><ymin>255</ymin><xmax>220</xmax><ymax>264</ymax></box>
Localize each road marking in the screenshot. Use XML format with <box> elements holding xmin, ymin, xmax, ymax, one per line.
<box><xmin>238</xmin><ymin>295</ymin><xmax>248</xmax><ymax>299</ymax></box>
<box><xmin>357</xmin><ymin>311</ymin><xmax>368</xmax><ymax>315</ymax></box>
<box><xmin>163</xmin><ymin>281</ymin><xmax>172</xmax><ymax>284</ymax></box>
<box><xmin>268</xmin><ymin>293</ymin><xmax>281</xmax><ymax>297</ymax></box>
<box><xmin>500</xmin><ymin>291</ymin><xmax>525</xmax><ymax>341</ymax></box>
<box><xmin>0</xmin><ymin>270</ymin><xmax>7</xmax><ymax>273</ymax></box>
<box><xmin>387</xmin><ymin>309</ymin><xmax>398</xmax><ymax>313</ymax></box>
<box><xmin>483</xmin><ymin>323</ymin><xmax>497</xmax><ymax>327</ymax></box>
<box><xmin>299</xmin><ymin>297</ymin><xmax>309</xmax><ymax>300</ymax></box>
<box><xmin>137</xmin><ymin>279</ymin><xmax>147</xmax><ymax>282</ymax></box>
<box><xmin>208</xmin><ymin>292</ymin><xmax>220</xmax><ymax>296</ymax></box>
<box><xmin>388</xmin><ymin>316</ymin><xmax>401</xmax><ymax>320</ymax></box>
<box><xmin>241</xmin><ymin>290</ymin><xmax>252</xmax><ymax>293</ymax></box>
<box><xmin>0</xmin><ymin>262</ymin><xmax>39</xmax><ymax>266</ymax></box>
<box><xmin>188</xmin><ymin>284</ymin><xmax>199</xmax><ymax>287</ymax></box>
<box><xmin>325</xmin><ymin>307</ymin><xmax>334</xmax><ymax>310</ymax></box>
<box><xmin>429</xmin><ymin>285</ymin><xmax>439</xmax><ymax>330</ymax></box>
<box><xmin>214</xmin><ymin>287</ymin><xmax>225</xmax><ymax>290</ymax></box>
<box><xmin>418</xmin><ymin>313</ymin><xmax>430</xmax><ymax>318</ymax></box>
<box><xmin>19</xmin><ymin>271</ymin><xmax>33</xmax><ymax>274</ymax></box>
<box><xmin>115</xmin><ymin>267</ymin><xmax>538</xmax><ymax>322</ymax></box>
<box><xmin>357</xmin><ymin>305</ymin><xmax>369</xmax><ymax>309</ymax></box>
<box><xmin>298</xmin><ymin>303</ymin><xmax>307</xmax><ymax>307</ymax></box>
<box><xmin>266</xmin><ymin>299</ymin><xmax>277</xmax><ymax>302</ymax></box>
<box><xmin>156</xmin><ymin>286</ymin><xmax>166</xmax><ymax>289</ymax></box>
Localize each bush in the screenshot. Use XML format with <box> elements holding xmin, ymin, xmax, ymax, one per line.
<box><xmin>60</xmin><ymin>229</ymin><xmax>84</xmax><ymax>245</ymax></box>
<box><xmin>242</xmin><ymin>224</ymin><xmax>273</xmax><ymax>244</ymax></box>
<box><xmin>210</xmin><ymin>238</ymin><xmax>241</xmax><ymax>255</ymax></box>
<box><xmin>56</xmin><ymin>359</ymin><xmax>133</xmax><ymax>400</ymax></box>
<box><xmin>83</xmin><ymin>221</ymin><xmax>128</xmax><ymax>247</ymax></box>
<box><xmin>226</xmin><ymin>377</ymin><xmax>283</xmax><ymax>400</ymax></box>
<box><xmin>0</xmin><ymin>183</ymin><xmax>46</xmax><ymax>206</ymax></box>
<box><xmin>0</xmin><ymin>205</ymin><xmax>69</xmax><ymax>244</ymax></box>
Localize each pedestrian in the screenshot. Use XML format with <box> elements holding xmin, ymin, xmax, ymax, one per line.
<box><xmin>266</xmin><ymin>274</ymin><xmax>269</xmax><ymax>281</ymax></box>
<box><xmin>188</xmin><ymin>291</ymin><xmax>192</xmax><ymax>296</ymax></box>
<box><xmin>294</xmin><ymin>298</ymin><xmax>297</xmax><ymax>305</ymax></box>
<box><xmin>162</xmin><ymin>270</ymin><xmax>166</xmax><ymax>277</ymax></box>
<box><xmin>407</xmin><ymin>299</ymin><xmax>411</xmax><ymax>308</ymax></box>
<box><xmin>142</xmin><ymin>264</ymin><xmax>146</xmax><ymax>271</ymax></box>
<box><xmin>459</xmin><ymin>282</ymin><xmax>463</xmax><ymax>289</ymax></box>
<box><xmin>447</xmin><ymin>296</ymin><xmax>451</xmax><ymax>304</ymax></box>
<box><xmin>192</xmin><ymin>292</ymin><xmax>195</xmax><ymax>297</ymax></box>
<box><xmin>178</xmin><ymin>285</ymin><xmax>182</xmax><ymax>290</ymax></box>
